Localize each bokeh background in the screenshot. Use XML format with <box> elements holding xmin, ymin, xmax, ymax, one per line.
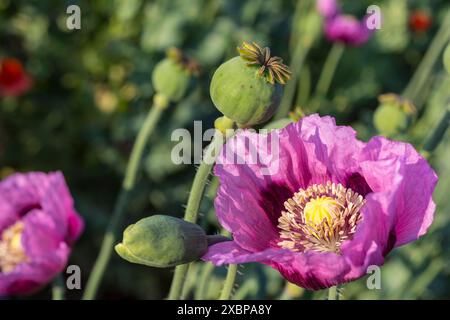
<box><xmin>1</xmin><ymin>0</ymin><xmax>449</xmax><ymax>299</ymax></box>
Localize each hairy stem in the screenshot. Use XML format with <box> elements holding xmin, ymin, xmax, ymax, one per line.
<box><xmin>82</xmin><ymin>94</ymin><xmax>168</xmax><ymax>300</ymax></box>
<box><xmin>327</xmin><ymin>285</ymin><xmax>339</xmax><ymax>300</ymax></box>
<box><xmin>219</xmin><ymin>264</ymin><xmax>238</xmax><ymax>300</ymax></box>
<box><xmin>195</xmin><ymin>262</ymin><xmax>216</xmax><ymax>299</ymax></box>
<box><xmin>167</xmin><ymin>132</ymin><xmax>228</xmax><ymax>300</ymax></box>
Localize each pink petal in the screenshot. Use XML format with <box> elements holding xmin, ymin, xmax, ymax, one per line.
<box><xmin>360</xmin><ymin>137</ymin><xmax>438</xmax><ymax>246</ymax></box>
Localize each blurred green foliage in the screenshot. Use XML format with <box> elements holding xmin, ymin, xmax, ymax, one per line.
<box><xmin>0</xmin><ymin>0</ymin><xmax>449</xmax><ymax>299</ymax></box>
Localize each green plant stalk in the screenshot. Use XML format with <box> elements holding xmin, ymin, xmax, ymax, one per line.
<box><xmin>327</xmin><ymin>285</ymin><xmax>339</xmax><ymax>300</ymax></box>
<box><xmin>296</xmin><ymin>65</ymin><xmax>311</xmax><ymax>108</ymax></box>
<box><xmin>408</xmin><ymin>258</ymin><xmax>445</xmax><ymax>298</ymax></box>
<box><xmin>82</xmin><ymin>94</ymin><xmax>168</xmax><ymax>300</ymax></box>
<box><xmin>219</xmin><ymin>264</ymin><xmax>238</xmax><ymax>300</ymax></box>
<box><xmin>233</xmin><ymin>278</ymin><xmax>258</xmax><ymax>300</ymax></box>
<box><xmin>180</xmin><ymin>262</ymin><xmax>197</xmax><ymax>299</ymax></box>
<box><xmin>403</xmin><ymin>9</ymin><xmax>450</xmax><ymax>102</ymax></box>
<box><xmin>194</xmin><ymin>177</ymin><xmax>221</xmax><ymax>300</ymax></box>
<box><xmin>275</xmin><ymin>40</ymin><xmax>311</xmax><ymax>119</ymax></box>
<box><xmin>315</xmin><ymin>43</ymin><xmax>345</xmax><ymax>98</ymax></box>
<box><xmin>275</xmin><ymin>0</ymin><xmax>315</xmax><ymax>119</ymax></box>
<box><xmin>195</xmin><ymin>262</ymin><xmax>216</xmax><ymax>299</ymax></box>
<box><xmin>52</xmin><ymin>274</ymin><xmax>65</xmax><ymax>300</ymax></box>
<box><xmin>216</xmin><ymin>229</ymin><xmax>238</xmax><ymax>300</ymax></box>
<box><xmin>421</xmin><ymin>102</ymin><xmax>450</xmax><ymax>158</ymax></box>
<box><xmin>167</xmin><ymin>132</ymin><xmax>228</xmax><ymax>300</ymax></box>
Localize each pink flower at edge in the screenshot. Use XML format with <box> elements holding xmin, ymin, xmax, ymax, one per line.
<box><xmin>316</xmin><ymin>0</ymin><xmax>340</xmax><ymax>19</ymax></box>
<box><xmin>324</xmin><ymin>15</ymin><xmax>373</xmax><ymax>46</ymax></box>
<box><xmin>0</xmin><ymin>58</ymin><xmax>32</xmax><ymax>97</ymax></box>
<box><xmin>203</xmin><ymin>115</ymin><xmax>437</xmax><ymax>290</ymax></box>
<box><xmin>0</xmin><ymin>172</ymin><xmax>84</xmax><ymax>296</ymax></box>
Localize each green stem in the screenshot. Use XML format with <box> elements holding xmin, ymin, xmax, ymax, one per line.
<box><xmin>275</xmin><ymin>40</ymin><xmax>311</xmax><ymax>119</ymax></box>
<box><xmin>167</xmin><ymin>132</ymin><xmax>227</xmax><ymax>300</ymax></box>
<box><xmin>52</xmin><ymin>274</ymin><xmax>65</xmax><ymax>300</ymax></box>
<box><xmin>219</xmin><ymin>264</ymin><xmax>238</xmax><ymax>300</ymax></box>
<box><xmin>180</xmin><ymin>262</ymin><xmax>197</xmax><ymax>299</ymax></box>
<box><xmin>315</xmin><ymin>43</ymin><xmax>345</xmax><ymax>98</ymax></box>
<box><xmin>233</xmin><ymin>278</ymin><xmax>258</xmax><ymax>300</ymax></box>
<box><xmin>82</xmin><ymin>94</ymin><xmax>168</xmax><ymax>300</ymax></box>
<box><xmin>421</xmin><ymin>102</ymin><xmax>450</xmax><ymax>158</ymax></box>
<box><xmin>296</xmin><ymin>65</ymin><xmax>311</xmax><ymax>108</ymax></box>
<box><xmin>327</xmin><ymin>286</ymin><xmax>339</xmax><ymax>300</ymax></box>
<box><xmin>195</xmin><ymin>262</ymin><xmax>216</xmax><ymax>299</ymax></box>
<box><xmin>403</xmin><ymin>9</ymin><xmax>450</xmax><ymax>102</ymax></box>
<box><xmin>408</xmin><ymin>258</ymin><xmax>445</xmax><ymax>298</ymax></box>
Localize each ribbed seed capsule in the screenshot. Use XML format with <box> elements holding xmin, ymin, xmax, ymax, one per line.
<box><xmin>152</xmin><ymin>48</ymin><xmax>199</xmax><ymax>102</ymax></box>
<box><xmin>210</xmin><ymin>42</ymin><xmax>291</xmax><ymax>127</ymax></box>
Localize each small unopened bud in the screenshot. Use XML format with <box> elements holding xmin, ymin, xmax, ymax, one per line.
<box><xmin>288</xmin><ymin>107</ymin><xmax>306</xmax><ymax>122</ymax></box>
<box><xmin>373</xmin><ymin>93</ymin><xmax>416</xmax><ymax>137</ymax></box>
<box><xmin>210</xmin><ymin>42</ymin><xmax>291</xmax><ymax>127</ymax></box>
<box><xmin>152</xmin><ymin>48</ymin><xmax>199</xmax><ymax>102</ymax></box>
<box><xmin>115</xmin><ymin>215</ymin><xmax>228</xmax><ymax>268</ymax></box>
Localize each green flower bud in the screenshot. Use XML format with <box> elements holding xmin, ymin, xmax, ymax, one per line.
<box><xmin>152</xmin><ymin>48</ymin><xmax>200</xmax><ymax>102</ymax></box>
<box><xmin>373</xmin><ymin>93</ymin><xmax>416</xmax><ymax>137</ymax></box>
<box><xmin>115</xmin><ymin>215</ymin><xmax>210</xmax><ymax>268</ymax></box>
<box><xmin>444</xmin><ymin>43</ymin><xmax>450</xmax><ymax>75</ymax></box>
<box><xmin>210</xmin><ymin>42</ymin><xmax>291</xmax><ymax>127</ymax></box>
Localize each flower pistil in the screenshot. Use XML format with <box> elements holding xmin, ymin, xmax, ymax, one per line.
<box><xmin>278</xmin><ymin>181</ymin><xmax>365</xmax><ymax>253</ymax></box>
<box><xmin>0</xmin><ymin>222</ymin><xmax>29</xmax><ymax>273</ymax></box>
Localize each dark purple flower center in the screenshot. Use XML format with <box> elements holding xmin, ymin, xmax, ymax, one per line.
<box><xmin>18</xmin><ymin>203</ymin><xmax>42</xmax><ymax>217</ymax></box>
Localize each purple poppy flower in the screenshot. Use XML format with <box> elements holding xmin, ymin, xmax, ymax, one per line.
<box><xmin>316</xmin><ymin>0</ymin><xmax>373</xmax><ymax>46</ymax></box>
<box><xmin>0</xmin><ymin>172</ymin><xmax>83</xmax><ymax>296</ymax></box>
<box><xmin>203</xmin><ymin>115</ymin><xmax>437</xmax><ymax>290</ymax></box>
<box><xmin>316</xmin><ymin>0</ymin><xmax>340</xmax><ymax>19</ymax></box>
<box><xmin>324</xmin><ymin>15</ymin><xmax>372</xmax><ymax>46</ymax></box>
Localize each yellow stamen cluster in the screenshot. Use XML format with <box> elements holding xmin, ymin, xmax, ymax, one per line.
<box><xmin>237</xmin><ymin>42</ymin><xmax>291</xmax><ymax>85</ymax></box>
<box><xmin>278</xmin><ymin>182</ymin><xmax>365</xmax><ymax>253</ymax></box>
<box><xmin>0</xmin><ymin>221</ymin><xmax>29</xmax><ymax>273</ymax></box>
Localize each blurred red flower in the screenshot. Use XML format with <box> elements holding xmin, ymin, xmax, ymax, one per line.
<box><xmin>409</xmin><ymin>10</ymin><xmax>432</xmax><ymax>33</ymax></box>
<box><xmin>0</xmin><ymin>58</ymin><xmax>32</xmax><ymax>97</ymax></box>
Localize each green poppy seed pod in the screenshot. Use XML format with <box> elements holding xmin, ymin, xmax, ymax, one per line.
<box><xmin>210</xmin><ymin>42</ymin><xmax>291</xmax><ymax>127</ymax></box>
<box><xmin>152</xmin><ymin>48</ymin><xmax>200</xmax><ymax>102</ymax></box>
<box><xmin>115</xmin><ymin>215</ymin><xmax>209</xmax><ymax>268</ymax></box>
<box><xmin>373</xmin><ymin>93</ymin><xmax>416</xmax><ymax>137</ymax></box>
<box><xmin>444</xmin><ymin>43</ymin><xmax>450</xmax><ymax>75</ymax></box>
